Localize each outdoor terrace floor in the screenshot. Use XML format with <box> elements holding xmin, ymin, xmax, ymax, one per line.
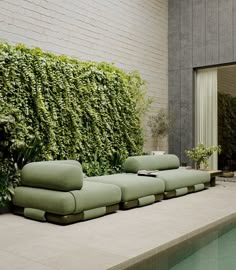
<box><xmin>1</xmin><ymin>181</ymin><xmax>236</xmax><ymax>270</ymax></box>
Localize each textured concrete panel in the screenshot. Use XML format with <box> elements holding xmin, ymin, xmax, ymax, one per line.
<box><xmin>169</xmin><ymin>101</ymin><xmax>181</xmax><ymax>157</ymax></box>
<box><xmin>180</xmin><ymin>0</ymin><xmax>193</xmax><ymax>47</ymax></box>
<box><xmin>206</xmin><ymin>41</ymin><xmax>219</xmax><ymax>66</ymax></box>
<box><xmin>168</xmin><ymin>0</ymin><xmax>180</xmax><ymax>70</ymax></box>
<box><xmin>169</xmin><ymin>70</ymin><xmax>181</xmax><ymax>102</ymax></box>
<box><xmin>169</xmin><ymin>100</ymin><xmax>181</xmax><ymax>130</ymax></box>
<box><xmin>193</xmin><ymin>0</ymin><xmax>206</xmax><ymax>67</ymax></box>
<box><xmin>168</xmin><ymin>128</ymin><xmax>181</xmax><ymax>158</ymax></box>
<box><xmin>206</xmin><ymin>0</ymin><xmax>219</xmax><ymax>65</ymax></box>
<box><xmin>169</xmin><ymin>31</ymin><xmax>181</xmax><ymax>71</ymax></box>
<box><xmin>180</xmin><ymin>0</ymin><xmax>193</xmax><ymax>68</ymax></box>
<box><xmin>168</xmin><ymin>0</ymin><xmax>236</xmax><ymax>159</ymax></box>
<box><xmin>219</xmin><ymin>0</ymin><xmax>234</xmax><ymax>63</ymax></box>
<box><xmin>180</xmin><ymin>102</ymin><xmax>194</xmax><ymax>163</ymax></box>
<box><xmin>181</xmin><ymin>69</ymin><xmax>193</xmax><ymax>104</ymax></box>
<box><xmin>180</xmin><ymin>70</ymin><xmax>194</xmax><ymax>162</ymax></box>
<box><xmin>180</xmin><ymin>47</ymin><xmax>193</xmax><ymax>69</ymax></box>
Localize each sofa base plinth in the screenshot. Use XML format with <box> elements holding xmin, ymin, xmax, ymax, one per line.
<box><xmin>120</xmin><ymin>193</ymin><xmax>163</xmax><ymax>210</ymax></box>
<box><xmin>164</xmin><ymin>190</ymin><xmax>176</xmax><ymax>199</ymax></box>
<box><xmin>24</xmin><ymin>208</ymin><xmax>46</xmax><ymax>221</ymax></box>
<box><xmin>204</xmin><ymin>183</ymin><xmax>210</xmax><ymax>188</ymax></box>
<box><xmin>13</xmin><ymin>204</ymin><xmax>119</xmax><ymax>225</ymax></box>
<box><xmin>46</xmin><ymin>212</ymin><xmax>84</xmax><ymax>225</ymax></box>
<box><xmin>164</xmin><ymin>183</ymin><xmax>209</xmax><ymax>199</ymax></box>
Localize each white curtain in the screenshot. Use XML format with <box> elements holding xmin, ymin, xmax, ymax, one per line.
<box><xmin>195</xmin><ymin>68</ymin><xmax>218</xmax><ymax>170</ymax></box>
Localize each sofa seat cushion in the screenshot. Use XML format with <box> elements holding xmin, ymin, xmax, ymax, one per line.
<box><xmin>21</xmin><ymin>162</ymin><xmax>83</xmax><ymax>191</ymax></box>
<box><xmin>13</xmin><ymin>186</ymin><xmax>76</xmax><ymax>215</ymax></box>
<box><xmin>156</xmin><ymin>169</ymin><xmax>210</xmax><ymax>192</ymax></box>
<box><xmin>70</xmin><ymin>181</ymin><xmax>121</xmax><ymax>212</ymax></box>
<box><xmin>86</xmin><ymin>174</ymin><xmax>165</xmax><ymax>202</ymax></box>
<box><xmin>123</xmin><ymin>155</ymin><xmax>180</xmax><ymax>173</ymax></box>
<box><xmin>13</xmin><ymin>182</ymin><xmax>121</xmax><ymax>216</ymax></box>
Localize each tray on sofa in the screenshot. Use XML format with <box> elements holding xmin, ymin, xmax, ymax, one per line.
<box><xmin>137</xmin><ymin>170</ymin><xmax>159</xmax><ymax>177</ymax></box>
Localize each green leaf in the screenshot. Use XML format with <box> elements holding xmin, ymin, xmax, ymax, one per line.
<box><xmin>0</xmin><ymin>41</ymin><xmax>149</xmax><ymax>204</ymax></box>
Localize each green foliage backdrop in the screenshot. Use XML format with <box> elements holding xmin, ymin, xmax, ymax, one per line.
<box><xmin>218</xmin><ymin>92</ymin><xmax>236</xmax><ymax>170</ymax></box>
<box><xmin>0</xmin><ymin>42</ymin><xmax>146</xmax><ymax>204</ymax></box>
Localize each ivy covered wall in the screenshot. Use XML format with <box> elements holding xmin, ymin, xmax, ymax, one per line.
<box><xmin>0</xmin><ymin>43</ymin><xmax>146</xmax><ymax>178</ymax></box>
<box><xmin>0</xmin><ymin>0</ymin><xmax>168</xmax><ymax>152</ymax></box>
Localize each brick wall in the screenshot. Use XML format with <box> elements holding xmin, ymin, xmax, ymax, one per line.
<box><xmin>0</xmin><ymin>0</ymin><xmax>168</xmax><ymax>152</ymax></box>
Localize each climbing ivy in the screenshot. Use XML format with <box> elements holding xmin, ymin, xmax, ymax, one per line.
<box><xmin>0</xmin><ymin>42</ymin><xmax>147</xmax><ymax>204</ymax></box>
<box><xmin>218</xmin><ymin>92</ymin><xmax>236</xmax><ymax>170</ymax></box>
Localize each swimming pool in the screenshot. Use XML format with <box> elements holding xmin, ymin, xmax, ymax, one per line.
<box><xmin>110</xmin><ymin>214</ymin><xmax>236</xmax><ymax>270</ymax></box>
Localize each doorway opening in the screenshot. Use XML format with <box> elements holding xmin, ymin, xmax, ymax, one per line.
<box><xmin>195</xmin><ymin>65</ymin><xmax>236</xmax><ymax>173</ymax></box>
<box><xmin>218</xmin><ymin>66</ymin><xmax>236</xmax><ymax>172</ymax></box>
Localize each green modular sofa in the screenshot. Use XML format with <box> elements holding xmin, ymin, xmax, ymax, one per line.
<box><xmin>123</xmin><ymin>154</ymin><xmax>210</xmax><ymax>198</ymax></box>
<box><xmin>87</xmin><ymin>154</ymin><xmax>210</xmax><ymax>201</ymax></box>
<box><xmin>86</xmin><ymin>174</ymin><xmax>165</xmax><ymax>209</ymax></box>
<box><xmin>13</xmin><ymin>161</ymin><xmax>121</xmax><ymax>225</ymax></box>
<box><xmin>12</xmin><ymin>154</ymin><xmax>211</xmax><ymax>225</ymax></box>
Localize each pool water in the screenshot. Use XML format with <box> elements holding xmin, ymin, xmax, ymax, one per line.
<box><xmin>114</xmin><ymin>217</ymin><xmax>236</xmax><ymax>270</ymax></box>
<box><xmin>171</xmin><ymin>224</ymin><xmax>236</xmax><ymax>270</ymax></box>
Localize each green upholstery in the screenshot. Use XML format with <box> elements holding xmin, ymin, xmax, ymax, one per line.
<box><xmin>24</xmin><ymin>208</ymin><xmax>46</xmax><ymax>221</ymax></box>
<box><xmin>156</xmin><ymin>169</ymin><xmax>210</xmax><ymax>191</ymax></box>
<box><xmin>13</xmin><ymin>204</ymin><xmax>119</xmax><ymax>225</ymax></box>
<box><xmin>13</xmin><ymin>182</ymin><xmax>121</xmax><ymax>216</ymax></box>
<box><xmin>138</xmin><ymin>195</ymin><xmax>155</xmax><ymax>206</ymax></box>
<box><xmin>13</xmin><ymin>160</ymin><xmax>123</xmax><ymax>224</ymax></box>
<box><xmin>21</xmin><ymin>162</ymin><xmax>83</xmax><ymax>191</ymax></box>
<box><xmin>194</xmin><ymin>183</ymin><xmax>205</xmax><ymax>192</ymax></box>
<box><xmin>13</xmin><ymin>186</ymin><xmax>76</xmax><ymax>215</ymax></box>
<box><xmin>86</xmin><ymin>174</ymin><xmax>165</xmax><ymax>202</ymax></box>
<box><xmin>13</xmin><ymin>155</ymin><xmax>212</xmax><ymax>224</ymax></box>
<box><xmin>175</xmin><ymin>187</ymin><xmax>188</xmax><ymax>197</ymax></box>
<box><xmin>46</xmin><ymin>212</ymin><xmax>83</xmax><ymax>225</ymax></box>
<box><xmin>45</xmin><ymin>204</ymin><xmax>119</xmax><ymax>225</ymax></box>
<box><xmin>70</xmin><ymin>181</ymin><xmax>121</xmax><ymax>212</ymax></box>
<box><xmin>122</xmin><ymin>155</ymin><xmax>210</xmax><ymax>199</ymax></box>
<box><xmin>123</xmin><ymin>155</ymin><xmax>180</xmax><ymax>173</ymax></box>
<box><xmin>48</xmin><ymin>160</ymin><xmax>82</xmax><ymax>168</ymax></box>
<box><xmin>83</xmin><ymin>207</ymin><xmax>106</xmax><ymax>220</ymax></box>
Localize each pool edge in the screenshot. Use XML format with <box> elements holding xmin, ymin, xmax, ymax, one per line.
<box><xmin>108</xmin><ymin>212</ymin><xmax>236</xmax><ymax>270</ymax></box>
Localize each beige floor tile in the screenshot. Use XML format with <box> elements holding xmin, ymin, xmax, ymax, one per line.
<box><xmin>42</xmin><ymin>247</ymin><xmax>128</xmax><ymax>270</ymax></box>
<box><xmin>0</xmin><ymin>182</ymin><xmax>236</xmax><ymax>269</ymax></box>
<box><xmin>0</xmin><ymin>250</ymin><xmax>55</xmax><ymax>270</ymax></box>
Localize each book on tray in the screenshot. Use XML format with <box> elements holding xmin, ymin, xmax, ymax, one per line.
<box><xmin>137</xmin><ymin>170</ymin><xmax>159</xmax><ymax>177</ymax></box>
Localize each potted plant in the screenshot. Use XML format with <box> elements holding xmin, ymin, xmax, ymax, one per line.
<box><xmin>185</xmin><ymin>144</ymin><xmax>221</xmax><ymax>169</ymax></box>
<box><xmin>148</xmin><ymin>108</ymin><xmax>170</xmax><ymax>154</ymax></box>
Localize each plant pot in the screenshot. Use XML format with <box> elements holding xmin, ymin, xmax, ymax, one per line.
<box><xmin>151</xmin><ymin>151</ymin><xmax>165</xmax><ymax>155</ymax></box>
<box><xmin>221</xmin><ymin>172</ymin><xmax>235</xmax><ymax>178</ymax></box>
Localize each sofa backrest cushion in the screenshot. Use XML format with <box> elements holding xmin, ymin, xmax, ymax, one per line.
<box><xmin>21</xmin><ymin>161</ymin><xmax>83</xmax><ymax>191</ymax></box>
<box><xmin>123</xmin><ymin>154</ymin><xmax>180</xmax><ymax>173</ymax></box>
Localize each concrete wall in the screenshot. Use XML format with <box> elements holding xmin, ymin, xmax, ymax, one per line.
<box><xmin>169</xmin><ymin>0</ymin><xmax>236</xmax><ymax>162</ymax></box>
<box><xmin>0</xmin><ymin>0</ymin><xmax>168</xmax><ymax>152</ymax></box>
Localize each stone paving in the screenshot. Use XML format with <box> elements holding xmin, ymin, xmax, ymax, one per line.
<box><xmin>0</xmin><ymin>181</ymin><xmax>236</xmax><ymax>270</ymax></box>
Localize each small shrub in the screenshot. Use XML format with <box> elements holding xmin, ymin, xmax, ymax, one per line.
<box><xmin>148</xmin><ymin>108</ymin><xmax>170</xmax><ymax>150</ymax></box>
<box><xmin>186</xmin><ymin>144</ymin><xmax>221</xmax><ymax>169</ymax></box>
